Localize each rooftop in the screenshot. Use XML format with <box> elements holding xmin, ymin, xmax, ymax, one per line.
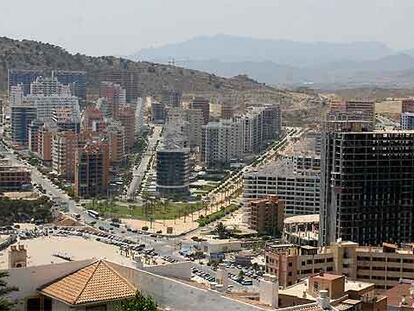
<box><xmin>385</xmin><ymin>282</ymin><xmax>414</xmax><ymax>308</ymax></box>
<box><xmin>284</xmin><ymin>214</ymin><xmax>319</xmax><ymax>225</ymax></box>
<box><xmin>247</xmin><ymin>158</ymin><xmax>320</xmax><ymax>178</ymax></box>
<box><xmin>40</xmin><ymin>260</ymin><xmax>136</xmax><ymax>306</ymax></box>
<box><xmin>0</xmin><ymin>236</ymin><xmax>135</xmax><ymax>269</ymax></box>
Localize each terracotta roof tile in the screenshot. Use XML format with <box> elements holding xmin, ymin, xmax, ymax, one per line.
<box><xmin>385</xmin><ymin>283</ymin><xmax>414</xmax><ymax>308</ymax></box>
<box><xmin>40</xmin><ymin>260</ymin><xmax>136</xmax><ymax>306</ymax></box>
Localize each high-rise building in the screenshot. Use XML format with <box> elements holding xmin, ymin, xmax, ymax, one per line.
<box><xmin>248</xmin><ymin>196</ymin><xmax>284</xmax><ymax>236</ymax></box>
<box><xmin>151</xmin><ymin>101</ymin><xmax>166</xmax><ymax>123</ymax></box>
<box><xmin>81</xmin><ymin>106</ymin><xmax>106</xmax><ymax>132</ymax></box>
<box><xmin>74</xmin><ymin>140</ymin><xmax>110</xmax><ymax>198</ymax></box>
<box><xmin>52</xmin><ymin>107</ymin><xmax>81</xmax><ymax>133</ymax></box>
<box><xmin>201</xmin><ymin>119</ymin><xmax>243</xmax><ymax>168</ymax></box>
<box><xmin>160</xmin><ymin>90</ymin><xmax>182</xmax><ymax>107</ymax></box>
<box><xmin>190</xmin><ymin>97</ymin><xmax>210</xmax><ymax>124</ymax></box>
<box><xmin>221</xmin><ymin>102</ymin><xmax>235</xmax><ymax>119</ymax></box>
<box><xmin>186</xmin><ymin>109</ymin><xmax>204</xmax><ymax>149</ymax></box>
<box><xmin>156</xmin><ymin>149</ymin><xmax>191</xmax><ymax>197</ymax></box>
<box><xmin>28</xmin><ymin>119</ymin><xmax>44</xmax><ymax>153</ymax></box>
<box><xmin>9</xmin><ymin>84</ymin><xmax>24</xmax><ymax>106</ymax></box>
<box><xmin>401</xmin><ymin>112</ymin><xmax>414</xmax><ymax>129</ymax></box>
<box><xmin>135</xmin><ymin>98</ymin><xmax>146</xmax><ymax>135</ymax></box>
<box><xmin>11</xmin><ymin>105</ymin><xmax>37</xmax><ymax>146</ymax></box>
<box><xmin>8</xmin><ymin>69</ymin><xmax>43</xmax><ymax>95</ymax></box>
<box><xmin>100</xmin><ymin>81</ymin><xmax>126</xmax><ymax>118</ymax></box>
<box><xmin>99</xmin><ymin>70</ymin><xmax>140</xmax><ymax>102</ymax></box>
<box><xmin>320</xmin><ymin>125</ymin><xmax>414</xmax><ymax>246</ymax></box>
<box><xmin>106</xmin><ymin>121</ymin><xmax>125</xmax><ymax>164</ymax></box>
<box><xmin>53</xmin><ymin>70</ymin><xmax>87</xmax><ymax>100</ymax></box>
<box><xmin>52</xmin><ymin>131</ymin><xmax>78</xmax><ymax>181</ymax></box>
<box><xmin>330</xmin><ymin>100</ymin><xmax>375</xmax><ymax>125</ymax></box>
<box><xmin>244</xmin><ymin>157</ymin><xmax>320</xmax><ymax>216</ymax></box>
<box><xmin>30</xmin><ymin>76</ymin><xmax>71</xmax><ymax>96</ymax></box>
<box><xmin>156</xmin><ymin>124</ymin><xmax>191</xmax><ymax>197</ymax></box>
<box><xmin>24</xmin><ymin>95</ymin><xmax>80</xmax><ymax>122</ymax></box>
<box><xmin>8</xmin><ymin>69</ymin><xmax>87</xmax><ymax>99</ymax></box>
<box><xmin>38</xmin><ymin>125</ymin><xmax>53</xmax><ymax>164</ymax></box>
<box><xmin>262</xmin><ymin>105</ymin><xmax>282</xmax><ymax>142</ymax></box>
<box><xmin>235</xmin><ymin>105</ymin><xmax>282</xmax><ymax>155</ymax></box>
<box><xmin>116</xmin><ymin>105</ymin><xmax>136</xmax><ymax>152</ymax></box>
<box><xmin>166</xmin><ymin>107</ymin><xmax>204</xmax><ymax>149</ymax></box>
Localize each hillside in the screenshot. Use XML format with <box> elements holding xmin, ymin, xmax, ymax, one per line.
<box><xmin>0</xmin><ymin>36</ymin><xmax>270</xmax><ymax>96</ymax></box>
<box><xmin>0</xmin><ymin>37</ymin><xmax>325</xmax><ymax>125</ymax></box>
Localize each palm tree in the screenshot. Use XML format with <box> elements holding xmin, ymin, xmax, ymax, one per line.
<box><xmin>0</xmin><ymin>271</ymin><xmax>17</xmax><ymax>311</ymax></box>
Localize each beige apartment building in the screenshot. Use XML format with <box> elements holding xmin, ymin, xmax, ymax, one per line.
<box><xmin>265</xmin><ymin>241</ymin><xmax>414</xmax><ymax>290</ymax></box>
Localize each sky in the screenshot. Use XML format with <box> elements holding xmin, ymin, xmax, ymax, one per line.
<box><xmin>0</xmin><ymin>0</ymin><xmax>413</xmax><ymax>56</ymax></box>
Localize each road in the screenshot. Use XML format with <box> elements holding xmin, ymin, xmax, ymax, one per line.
<box><xmin>0</xmin><ymin>126</ymin><xmax>305</xmax><ymax>261</ymax></box>
<box><xmin>0</xmin><ymin>139</ymin><xmax>179</xmax><ymax>257</ymax></box>
<box><xmin>127</xmin><ymin>124</ymin><xmax>163</xmax><ymax>200</ymax></box>
<box><xmin>203</xmin><ymin>127</ymin><xmax>305</xmax><ymax>210</ymax></box>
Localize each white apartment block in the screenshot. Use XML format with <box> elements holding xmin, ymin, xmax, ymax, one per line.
<box><xmin>201</xmin><ymin>104</ymin><xmax>282</xmax><ymax>168</ymax></box>
<box><xmin>167</xmin><ymin>107</ymin><xmax>204</xmax><ymax>149</ymax></box>
<box><xmin>26</xmin><ymin>95</ymin><xmax>80</xmax><ymax>122</ymax></box>
<box><xmin>202</xmin><ymin>119</ymin><xmax>244</xmax><ymax>168</ymax></box>
<box><xmin>30</xmin><ymin>75</ymin><xmax>71</xmax><ymax>97</ymax></box>
<box><xmin>244</xmin><ymin>157</ymin><xmax>320</xmax><ymax>216</ymax></box>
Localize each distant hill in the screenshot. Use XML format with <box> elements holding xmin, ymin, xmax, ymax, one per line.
<box><xmin>0</xmin><ymin>36</ymin><xmax>271</xmax><ymax>96</ymax></box>
<box><xmin>132</xmin><ymin>34</ymin><xmax>392</xmax><ymax>66</ymax></box>
<box><xmin>130</xmin><ymin>34</ymin><xmax>414</xmax><ymax>88</ymax></box>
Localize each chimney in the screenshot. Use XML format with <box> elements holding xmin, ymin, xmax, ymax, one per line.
<box><xmin>317</xmin><ymin>290</ymin><xmax>330</xmax><ymax>310</ymax></box>
<box><xmin>259</xmin><ymin>274</ymin><xmax>278</xmax><ymax>308</ymax></box>
<box><xmin>8</xmin><ymin>244</ymin><xmax>27</xmax><ymax>268</ymax></box>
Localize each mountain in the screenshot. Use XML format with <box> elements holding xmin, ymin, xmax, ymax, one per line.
<box><xmin>130</xmin><ymin>35</ymin><xmax>414</xmax><ymax>88</ymax></box>
<box><xmin>132</xmin><ymin>34</ymin><xmax>392</xmax><ymax>67</ymax></box>
<box><xmin>0</xmin><ymin>36</ymin><xmax>270</xmax><ymax>96</ymax></box>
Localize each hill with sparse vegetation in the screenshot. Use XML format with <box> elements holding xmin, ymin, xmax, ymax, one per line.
<box><xmin>0</xmin><ymin>36</ymin><xmax>325</xmax><ymax>125</ymax></box>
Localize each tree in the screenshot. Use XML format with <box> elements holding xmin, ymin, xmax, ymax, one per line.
<box><xmin>238</xmin><ymin>270</ymin><xmax>244</xmax><ymax>281</ymax></box>
<box><xmin>116</xmin><ymin>291</ymin><xmax>157</xmax><ymax>311</ymax></box>
<box><xmin>215</xmin><ymin>222</ymin><xmax>228</xmax><ymax>239</ymax></box>
<box><xmin>0</xmin><ymin>271</ymin><xmax>17</xmax><ymax>311</ymax></box>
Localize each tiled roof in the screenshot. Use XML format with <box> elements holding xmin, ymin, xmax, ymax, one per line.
<box><xmin>385</xmin><ymin>283</ymin><xmax>414</xmax><ymax>307</ymax></box>
<box><xmin>40</xmin><ymin>260</ymin><xmax>136</xmax><ymax>306</ymax></box>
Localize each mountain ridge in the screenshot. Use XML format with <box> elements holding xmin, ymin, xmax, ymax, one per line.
<box><xmin>129</xmin><ymin>34</ymin><xmax>414</xmax><ymax>88</ymax></box>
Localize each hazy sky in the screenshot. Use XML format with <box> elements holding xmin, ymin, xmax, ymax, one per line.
<box><xmin>1</xmin><ymin>0</ymin><xmax>413</xmax><ymax>56</ymax></box>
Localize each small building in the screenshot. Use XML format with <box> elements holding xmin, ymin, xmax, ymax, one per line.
<box><xmin>0</xmin><ymin>160</ymin><xmax>31</xmax><ymax>192</ymax></box>
<box><xmin>248</xmin><ymin>195</ymin><xmax>284</xmax><ymax>236</ymax></box>
<box><xmin>200</xmin><ymin>239</ymin><xmax>242</xmax><ymax>255</ymax></box>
